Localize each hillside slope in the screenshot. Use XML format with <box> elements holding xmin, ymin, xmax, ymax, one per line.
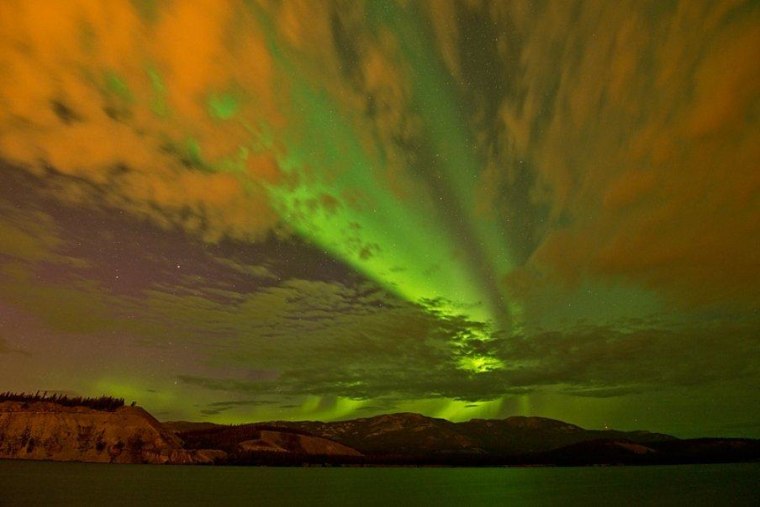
<box><xmin>265</xmin><ymin>412</ymin><xmax>676</xmax><ymax>456</ymax></box>
<box><xmin>178</xmin><ymin>424</ymin><xmax>362</xmax><ymax>458</ymax></box>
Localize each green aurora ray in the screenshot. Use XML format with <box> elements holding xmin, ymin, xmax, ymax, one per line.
<box><xmin>177</xmin><ymin>3</ymin><xmax>520</xmax><ymax>372</ymax></box>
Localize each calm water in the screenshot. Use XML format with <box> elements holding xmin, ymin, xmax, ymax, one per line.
<box><xmin>0</xmin><ymin>460</ymin><xmax>757</xmax><ymax>506</ymax></box>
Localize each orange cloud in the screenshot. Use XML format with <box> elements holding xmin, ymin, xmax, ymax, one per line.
<box><xmin>0</xmin><ymin>0</ymin><xmax>281</xmax><ymax>242</ymax></box>
<box><xmin>454</xmin><ymin>0</ymin><xmax>760</xmax><ymax>307</ymax></box>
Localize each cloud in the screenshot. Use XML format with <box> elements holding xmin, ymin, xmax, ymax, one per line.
<box><xmin>496</xmin><ymin>319</ymin><xmax>760</xmax><ymax>394</ymax></box>
<box><xmin>2</xmin><ymin>174</ymin><xmax>756</xmax><ymax>424</ymax></box>
<box><xmin>424</xmin><ymin>0</ymin><xmax>759</xmax><ymax>308</ymax></box>
<box><xmin>0</xmin><ymin>0</ymin><xmax>281</xmax><ymax>242</ymax></box>
<box><xmin>2</xmin><ymin>0</ymin><xmax>756</xmax><ymax>311</ymax></box>
<box><xmin>173</xmin><ymin>274</ymin><xmax>760</xmax><ymax>402</ymax></box>
<box><xmin>0</xmin><ymin>0</ymin><xmax>430</xmax><ymax>247</ymax></box>
<box><xmin>525</xmin><ymin>1</ymin><xmax>759</xmax><ymax>307</ymax></box>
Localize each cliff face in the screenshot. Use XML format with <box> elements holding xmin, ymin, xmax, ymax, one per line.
<box><xmin>0</xmin><ymin>401</ymin><xmax>225</xmax><ymax>464</ymax></box>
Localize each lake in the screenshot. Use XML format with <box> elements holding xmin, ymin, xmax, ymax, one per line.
<box><xmin>0</xmin><ymin>460</ymin><xmax>757</xmax><ymax>506</ymax></box>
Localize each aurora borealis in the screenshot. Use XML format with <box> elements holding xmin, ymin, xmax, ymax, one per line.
<box><xmin>0</xmin><ymin>0</ymin><xmax>758</xmax><ymax>437</ymax></box>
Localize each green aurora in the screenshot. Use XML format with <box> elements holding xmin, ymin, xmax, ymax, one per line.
<box><xmin>0</xmin><ymin>0</ymin><xmax>758</xmax><ymax>437</ymax></box>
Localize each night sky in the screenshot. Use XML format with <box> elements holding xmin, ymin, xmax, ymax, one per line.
<box><xmin>0</xmin><ymin>0</ymin><xmax>758</xmax><ymax>438</ymax></box>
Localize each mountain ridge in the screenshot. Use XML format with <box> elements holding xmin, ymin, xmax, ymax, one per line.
<box><xmin>245</xmin><ymin>411</ymin><xmax>676</xmax><ymax>456</ymax></box>
<box><xmin>3</xmin><ymin>400</ymin><xmax>758</xmax><ymax>466</ymax></box>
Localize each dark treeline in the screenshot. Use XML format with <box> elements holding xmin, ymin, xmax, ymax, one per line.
<box><xmin>0</xmin><ymin>391</ymin><xmax>125</xmax><ymax>411</ymax></box>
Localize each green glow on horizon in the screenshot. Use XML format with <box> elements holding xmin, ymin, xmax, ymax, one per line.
<box><xmin>93</xmin><ymin>379</ymin><xmax>176</xmax><ymax>410</ymax></box>
<box><xmin>432</xmin><ymin>398</ymin><xmax>506</xmax><ymax>421</ymax></box>
<box><xmin>298</xmin><ymin>396</ymin><xmax>368</xmax><ymax>421</ymax></box>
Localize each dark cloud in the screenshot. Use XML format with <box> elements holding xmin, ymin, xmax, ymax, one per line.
<box><xmin>498</xmin><ymin>320</ymin><xmax>760</xmax><ymax>394</ymax></box>
<box><xmin>175</xmin><ymin>306</ymin><xmax>759</xmax><ymax>404</ymax></box>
